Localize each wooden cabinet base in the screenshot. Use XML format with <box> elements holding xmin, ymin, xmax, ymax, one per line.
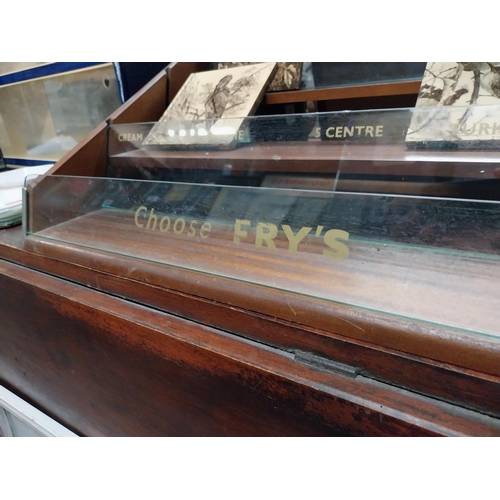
<box><xmin>0</xmin><ymin>258</ymin><xmax>498</xmax><ymax>436</ymax></box>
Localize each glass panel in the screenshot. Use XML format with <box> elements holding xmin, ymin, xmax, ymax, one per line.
<box><xmin>26</xmin><ymin>106</ymin><xmax>500</xmax><ymax>339</ymax></box>
<box><xmin>304</xmin><ymin>62</ymin><xmax>426</xmax><ymax>90</ymax></box>
<box><xmin>25</xmin><ymin>175</ymin><xmax>500</xmax><ymax>340</ymax></box>
<box><xmin>0</xmin><ymin>64</ymin><xmax>121</xmax><ymax>162</ymax></box>
<box><xmin>108</xmin><ymin>106</ymin><xmax>500</xmax><ymax>199</ymax></box>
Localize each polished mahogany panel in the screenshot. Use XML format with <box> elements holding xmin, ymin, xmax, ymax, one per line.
<box><xmin>1</xmin><ymin>259</ymin><xmax>499</xmax><ymax>436</ymax></box>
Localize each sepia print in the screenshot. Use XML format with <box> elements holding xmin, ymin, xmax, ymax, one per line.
<box><xmin>406</xmin><ymin>62</ymin><xmax>500</xmax><ymax>149</ymax></box>
<box><xmin>143</xmin><ymin>63</ymin><xmax>277</xmax><ymax>149</ymax></box>
<box><xmin>216</xmin><ymin>62</ymin><xmax>303</xmax><ymax>92</ymax></box>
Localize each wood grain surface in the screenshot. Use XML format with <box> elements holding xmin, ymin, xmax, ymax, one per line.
<box><xmin>28</xmin><ymin>208</ymin><xmax>500</xmax><ymax>340</ymax></box>
<box><xmin>0</xmin><ymin>225</ymin><xmax>496</xmax><ymax>420</ymax></box>
<box><xmin>1</xmin><ymin>258</ymin><xmax>499</xmax><ymax>436</ymax></box>
<box><xmin>108</xmin><ymin>69</ymin><xmax>169</xmax><ymax>125</ymax></box>
<box><xmin>20</xmin><ymin>205</ymin><xmax>500</xmax><ymax>403</ymax></box>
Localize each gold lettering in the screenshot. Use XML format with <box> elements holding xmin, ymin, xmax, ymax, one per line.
<box><xmin>234</xmin><ymin>219</ymin><xmax>251</xmax><ymax>243</ymax></box>
<box><xmin>463</xmin><ymin>123</ymin><xmax>477</xmax><ymax>136</ymax></box>
<box><xmin>188</xmin><ymin>220</ymin><xmax>197</xmax><ymax>237</ymax></box>
<box><xmin>238</xmin><ymin>130</ymin><xmax>244</xmax><ymax>140</ymax></box>
<box><xmin>134</xmin><ymin>206</ymin><xmax>147</xmax><ymax>228</ymax></box>
<box><xmin>344</xmin><ymin>127</ymin><xmax>354</xmax><ymax>138</ymax></box>
<box><xmin>146</xmin><ymin>209</ymin><xmax>158</xmax><ymax>230</ymax></box>
<box><xmin>200</xmin><ymin>222</ymin><xmax>211</xmax><ymax>239</ymax></box>
<box><xmin>256</xmin><ymin>222</ymin><xmax>278</xmax><ymax>250</ymax></box>
<box><xmin>159</xmin><ymin>215</ymin><xmax>171</xmax><ymax>232</ymax></box>
<box><xmin>173</xmin><ymin>218</ymin><xmax>185</xmax><ymax>234</ymax></box>
<box><xmin>479</xmin><ymin>123</ymin><xmax>490</xmax><ymax>135</ymax></box>
<box><xmin>119</xmin><ymin>133</ymin><xmax>143</xmax><ymax>142</ymax></box>
<box><xmin>281</xmin><ymin>225</ymin><xmax>312</xmax><ymax>253</ymax></box>
<box><xmin>321</xmin><ymin>125</ymin><xmax>383</xmax><ymax>139</ymax></box>
<box><xmin>323</xmin><ymin>229</ymin><xmax>349</xmax><ymax>259</ymax></box>
<box><xmin>313</xmin><ymin>127</ymin><xmax>321</xmax><ymax>138</ymax></box>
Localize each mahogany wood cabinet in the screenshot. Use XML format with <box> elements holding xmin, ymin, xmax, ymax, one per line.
<box><xmin>1</xmin><ymin>63</ymin><xmax>500</xmax><ymax>436</ymax></box>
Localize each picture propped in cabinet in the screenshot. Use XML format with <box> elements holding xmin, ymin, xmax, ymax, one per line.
<box><xmin>216</xmin><ymin>62</ymin><xmax>302</xmax><ymax>92</ymax></box>
<box><xmin>406</xmin><ymin>62</ymin><xmax>500</xmax><ymax>149</ymax></box>
<box><xmin>143</xmin><ymin>63</ymin><xmax>277</xmax><ymax>149</ymax></box>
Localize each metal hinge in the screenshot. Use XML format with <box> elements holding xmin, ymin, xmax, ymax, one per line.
<box><xmin>294</xmin><ymin>350</ymin><xmax>359</xmax><ymax>378</ymax></box>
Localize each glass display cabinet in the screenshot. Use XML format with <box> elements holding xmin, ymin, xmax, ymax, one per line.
<box><xmin>23</xmin><ymin>107</ymin><xmax>500</xmax><ymax>342</ymax></box>
<box><xmin>1</xmin><ymin>63</ymin><xmax>500</xmax><ymax>436</ymax></box>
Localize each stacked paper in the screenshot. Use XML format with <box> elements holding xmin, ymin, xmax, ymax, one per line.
<box><xmin>0</xmin><ymin>165</ymin><xmax>53</xmax><ymax>228</ymax></box>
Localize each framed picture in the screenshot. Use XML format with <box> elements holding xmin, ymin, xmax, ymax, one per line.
<box><xmin>216</xmin><ymin>62</ymin><xmax>303</xmax><ymax>92</ymax></box>
<box><xmin>406</xmin><ymin>62</ymin><xmax>500</xmax><ymax>149</ymax></box>
<box><xmin>143</xmin><ymin>63</ymin><xmax>277</xmax><ymax>149</ymax></box>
